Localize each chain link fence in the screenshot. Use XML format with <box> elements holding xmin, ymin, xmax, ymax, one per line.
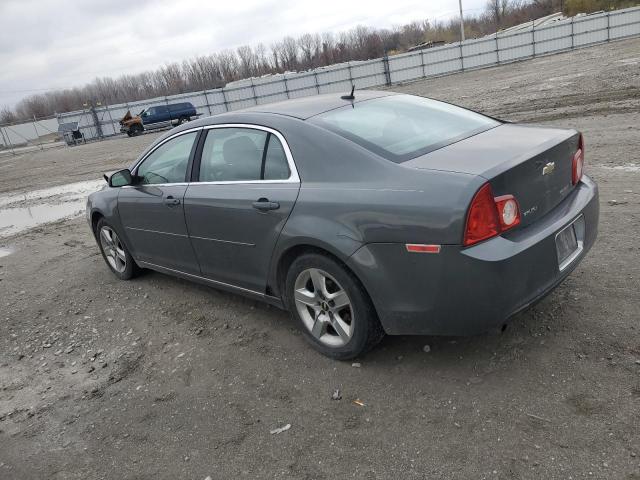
<box><xmin>0</xmin><ymin>116</ymin><xmax>61</xmax><ymax>156</ymax></box>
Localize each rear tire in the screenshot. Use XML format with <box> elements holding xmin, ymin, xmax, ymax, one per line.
<box><xmin>131</xmin><ymin>124</ymin><xmax>143</xmax><ymax>136</ymax></box>
<box><xmin>178</xmin><ymin>116</ymin><xmax>189</xmax><ymax>125</ymax></box>
<box><xmin>96</xmin><ymin>219</ymin><xmax>139</xmax><ymax>280</ymax></box>
<box><xmin>284</xmin><ymin>253</ymin><xmax>384</xmax><ymax>359</ymax></box>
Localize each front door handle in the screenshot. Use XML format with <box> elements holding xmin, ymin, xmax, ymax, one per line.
<box><xmin>164</xmin><ymin>195</ymin><xmax>181</xmax><ymax>207</ymax></box>
<box><xmin>252</xmin><ymin>198</ymin><xmax>280</xmax><ymax>211</ymax></box>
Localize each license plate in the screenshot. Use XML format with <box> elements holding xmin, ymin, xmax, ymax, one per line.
<box><xmin>556</xmin><ymin>223</ymin><xmax>578</xmax><ymax>267</ymax></box>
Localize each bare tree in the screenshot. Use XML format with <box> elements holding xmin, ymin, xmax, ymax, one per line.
<box><xmin>0</xmin><ymin>106</ymin><xmax>17</xmax><ymax>124</ymax></box>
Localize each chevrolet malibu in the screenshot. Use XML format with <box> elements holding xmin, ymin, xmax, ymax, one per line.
<box><xmin>87</xmin><ymin>91</ymin><xmax>598</xmax><ymax>359</ymax></box>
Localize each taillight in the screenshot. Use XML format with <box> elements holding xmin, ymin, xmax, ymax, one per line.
<box><xmin>494</xmin><ymin>195</ymin><xmax>521</xmax><ymax>230</ymax></box>
<box><xmin>572</xmin><ymin>133</ymin><xmax>584</xmax><ymax>185</ymax></box>
<box><xmin>464</xmin><ymin>183</ymin><xmax>521</xmax><ymax>246</ymax></box>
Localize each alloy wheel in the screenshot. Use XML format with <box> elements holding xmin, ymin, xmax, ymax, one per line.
<box><xmin>293</xmin><ymin>268</ymin><xmax>354</xmax><ymax>347</ymax></box>
<box><xmin>99</xmin><ymin>226</ymin><xmax>127</xmax><ymax>273</ymax></box>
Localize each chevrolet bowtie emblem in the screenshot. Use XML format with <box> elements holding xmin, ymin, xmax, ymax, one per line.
<box><xmin>542</xmin><ymin>162</ymin><xmax>555</xmax><ymax>175</ymax></box>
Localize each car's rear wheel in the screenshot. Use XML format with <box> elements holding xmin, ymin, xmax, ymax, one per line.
<box><xmin>178</xmin><ymin>116</ymin><xmax>189</xmax><ymax>125</ymax></box>
<box><xmin>96</xmin><ymin>219</ymin><xmax>139</xmax><ymax>280</ymax></box>
<box><xmin>130</xmin><ymin>123</ymin><xmax>143</xmax><ymax>136</ymax></box>
<box><xmin>285</xmin><ymin>253</ymin><xmax>384</xmax><ymax>359</ymax></box>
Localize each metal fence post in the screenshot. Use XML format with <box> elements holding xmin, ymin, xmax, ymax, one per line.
<box><xmin>532</xmin><ymin>20</ymin><xmax>536</xmax><ymax>57</ymax></box>
<box><xmin>0</xmin><ymin>125</ymin><xmax>15</xmax><ymax>155</ymax></box>
<box><xmin>250</xmin><ymin>79</ymin><xmax>258</xmax><ymax>105</ymax></box>
<box><xmin>2</xmin><ymin>125</ymin><xmax>16</xmax><ymax>155</ymax></box>
<box><xmin>221</xmin><ymin>88</ymin><xmax>229</xmax><ymax>112</ymax></box>
<box><xmin>283</xmin><ymin>76</ymin><xmax>290</xmax><ymax>99</ymax></box>
<box><xmin>495</xmin><ymin>33</ymin><xmax>500</xmax><ymax>64</ymax></box>
<box><xmin>347</xmin><ymin>63</ymin><xmax>353</xmax><ymax>84</ymax></box>
<box><xmin>459</xmin><ymin>42</ymin><xmax>465</xmax><ymax>71</ymax></box>
<box><xmin>571</xmin><ymin>16</ymin><xmax>575</xmax><ymax>49</ymax></box>
<box><xmin>313</xmin><ymin>71</ymin><xmax>320</xmax><ymax>94</ymax></box>
<box><xmin>32</xmin><ymin>115</ymin><xmax>43</xmax><ymax>150</ymax></box>
<box><xmin>382</xmin><ymin>54</ymin><xmax>392</xmax><ymax>86</ymax></box>
<box><xmin>420</xmin><ymin>50</ymin><xmax>426</xmax><ymax>77</ymax></box>
<box><xmin>203</xmin><ymin>91</ymin><xmax>212</xmax><ymax>115</ymax></box>
<box><xmin>105</xmin><ymin>104</ymin><xmax>115</xmax><ymax>137</ymax></box>
<box><xmin>606</xmin><ymin>12</ymin><xmax>610</xmax><ymax>41</ymax></box>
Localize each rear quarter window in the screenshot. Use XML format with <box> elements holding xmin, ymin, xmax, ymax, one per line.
<box><xmin>310</xmin><ymin>95</ymin><xmax>500</xmax><ymax>163</ymax></box>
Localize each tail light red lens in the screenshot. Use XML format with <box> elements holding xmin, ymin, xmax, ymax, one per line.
<box><xmin>572</xmin><ymin>133</ymin><xmax>584</xmax><ymax>185</ymax></box>
<box><xmin>464</xmin><ymin>183</ymin><xmax>521</xmax><ymax>247</ymax></box>
<box><xmin>464</xmin><ymin>183</ymin><xmax>501</xmax><ymax>246</ymax></box>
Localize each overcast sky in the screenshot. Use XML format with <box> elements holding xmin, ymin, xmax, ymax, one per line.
<box><xmin>0</xmin><ymin>0</ymin><xmax>486</xmax><ymax>108</ymax></box>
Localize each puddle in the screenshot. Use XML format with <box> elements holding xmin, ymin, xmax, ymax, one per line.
<box><xmin>0</xmin><ymin>179</ymin><xmax>105</xmax><ymax>238</ymax></box>
<box><xmin>0</xmin><ymin>246</ymin><xmax>15</xmax><ymax>258</ymax></box>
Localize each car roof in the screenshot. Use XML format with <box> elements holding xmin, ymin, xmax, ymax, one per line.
<box><xmin>239</xmin><ymin>90</ymin><xmax>398</xmax><ymax>120</ymax></box>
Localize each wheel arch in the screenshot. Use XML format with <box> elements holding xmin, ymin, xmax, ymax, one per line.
<box><xmin>270</xmin><ymin>241</ymin><xmax>372</xmax><ymax>309</ymax></box>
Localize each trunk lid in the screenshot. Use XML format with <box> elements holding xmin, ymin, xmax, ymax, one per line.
<box><xmin>403</xmin><ymin>124</ymin><xmax>580</xmax><ymax>227</ymax></box>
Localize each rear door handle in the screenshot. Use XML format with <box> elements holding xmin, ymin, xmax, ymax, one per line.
<box><xmin>252</xmin><ymin>198</ymin><xmax>280</xmax><ymax>211</ymax></box>
<box><xmin>164</xmin><ymin>195</ymin><xmax>181</xmax><ymax>207</ymax></box>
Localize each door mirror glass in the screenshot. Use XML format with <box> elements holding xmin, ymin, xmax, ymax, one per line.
<box><xmin>109</xmin><ymin>168</ymin><xmax>133</xmax><ymax>187</ymax></box>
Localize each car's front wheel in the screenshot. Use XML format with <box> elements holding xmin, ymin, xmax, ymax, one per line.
<box><xmin>96</xmin><ymin>219</ymin><xmax>139</xmax><ymax>280</ymax></box>
<box><xmin>285</xmin><ymin>253</ymin><xmax>384</xmax><ymax>359</ymax></box>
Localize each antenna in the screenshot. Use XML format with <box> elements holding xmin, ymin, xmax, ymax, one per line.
<box><xmin>341</xmin><ymin>84</ymin><xmax>355</xmax><ymax>100</ymax></box>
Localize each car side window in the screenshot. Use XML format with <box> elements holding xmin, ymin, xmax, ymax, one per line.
<box><xmin>199</xmin><ymin>128</ymin><xmax>267</xmax><ymax>182</ymax></box>
<box><xmin>263</xmin><ymin>134</ymin><xmax>290</xmax><ymax>180</ymax></box>
<box><xmin>198</xmin><ymin>128</ymin><xmax>291</xmax><ymax>182</ymax></box>
<box><xmin>136</xmin><ymin>132</ymin><xmax>197</xmax><ymax>185</ymax></box>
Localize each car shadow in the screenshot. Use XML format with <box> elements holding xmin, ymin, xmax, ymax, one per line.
<box><xmin>134</xmin><ymin>268</ymin><xmax>556</xmax><ymax>368</ymax></box>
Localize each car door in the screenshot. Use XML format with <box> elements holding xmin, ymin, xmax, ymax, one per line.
<box><xmin>118</xmin><ymin>129</ymin><xmax>201</xmax><ymax>274</ymax></box>
<box><xmin>154</xmin><ymin>106</ymin><xmax>171</xmax><ymax>126</ymax></box>
<box><xmin>183</xmin><ymin>125</ymin><xmax>300</xmax><ymax>293</ymax></box>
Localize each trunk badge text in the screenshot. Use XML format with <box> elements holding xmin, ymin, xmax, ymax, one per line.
<box><xmin>542</xmin><ymin>162</ymin><xmax>556</xmax><ymax>175</ymax></box>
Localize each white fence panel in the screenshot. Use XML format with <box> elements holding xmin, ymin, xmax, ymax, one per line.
<box><xmin>497</xmin><ymin>31</ymin><xmax>534</xmax><ymax>62</ymax></box>
<box><xmin>0</xmin><ymin>118</ymin><xmax>59</xmax><ymax>146</ymax></box>
<box><xmin>422</xmin><ymin>45</ymin><xmax>463</xmax><ymax>76</ymax></box>
<box><xmin>610</xmin><ymin>8</ymin><xmax>640</xmax><ymax>38</ymax></box>
<box><xmin>316</xmin><ymin>64</ymin><xmax>352</xmax><ymax>93</ymax></box>
<box><xmin>461</xmin><ymin>38</ymin><xmax>498</xmax><ymax>69</ymax></box>
<box><xmin>205</xmin><ymin>90</ymin><xmax>228</xmax><ymax>114</ymax></box>
<box><xmin>350</xmin><ymin>60</ymin><xmax>386</xmax><ymax>88</ymax></box>
<box><xmin>253</xmin><ymin>76</ymin><xmax>287</xmax><ymax>104</ymax></box>
<box><xmin>574</xmin><ymin>15</ymin><xmax>609</xmax><ymax>45</ymax></box>
<box><xmin>388</xmin><ymin>52</ymin><xmax>423</xmax><ymax>83</ymax></box>
<box><xmin>286</xmin><ymin>72</ymin><xmax>318</xmax><ymax>98</ymax></box>
<box><xmin>534</xmin><ymin>23</ymin><xmax>572</xmax><ymax>54</ymax></box>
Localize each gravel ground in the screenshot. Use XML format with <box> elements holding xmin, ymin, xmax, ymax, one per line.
<box><xmin>1</xmin><ymin>37</ymin><xmax>639</xmax><ymax>479</ymax></box>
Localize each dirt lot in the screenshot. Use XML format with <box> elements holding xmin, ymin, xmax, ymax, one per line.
<box><xmin>1</xmin><ymin>38</ymin><xmax>639</xmax><ymax>479</ymax></box>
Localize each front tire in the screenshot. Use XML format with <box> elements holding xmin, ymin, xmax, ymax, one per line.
<box><xmin>284</xmin><ymin>253</ymin><xmax>384</xmax><ymax>359</ymax></box>
<box><xmin>96</xmin><ymin>219</ymin><xmax>139</xmax><ymax>280</ymax></box>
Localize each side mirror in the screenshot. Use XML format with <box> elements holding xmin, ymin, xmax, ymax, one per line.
<box><xmin>108</xmin><ymin>168</ymin><xmax>133</xmax><ymax>187</ymax></box>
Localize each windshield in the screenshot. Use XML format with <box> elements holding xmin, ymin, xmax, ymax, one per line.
<box><xmin>310</xmin><ymin>95</ymin><xmax>500</xmax><ymax>163</ymax></box>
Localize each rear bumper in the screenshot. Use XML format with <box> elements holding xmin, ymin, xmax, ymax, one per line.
<box><xmin>347</xmin><ymin>175</ymin><xmax>599</xmax><ymax>335</ymax></box>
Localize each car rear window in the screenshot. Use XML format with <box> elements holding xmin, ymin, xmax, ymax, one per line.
<box><xmin>310</xmin><ymin>95</ymin><xmax>500</xmax><ymax>163</ymax></box>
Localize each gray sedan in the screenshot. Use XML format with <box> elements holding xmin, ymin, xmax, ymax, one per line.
<box><xmin>87</xmin><ymin>91</ymin><xmax>598</xmax><ymax>359</ymax></box>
